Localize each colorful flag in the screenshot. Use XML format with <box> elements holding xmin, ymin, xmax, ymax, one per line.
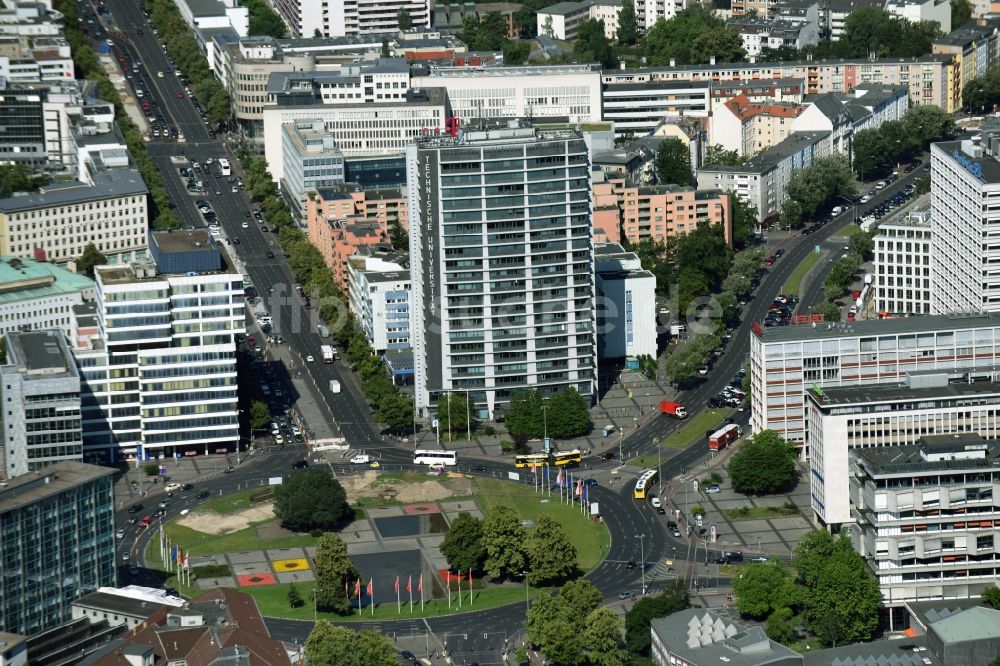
<box><xmin>394</xmin><ymin>576</ymin><xmax>400</xmax><ymax>594</ymax></box>
<box><xmin>184</xmin><ymin>553</ymin><xmax>190</xmax><ymax>571</ymax></box>
<box><xmin>354</xmin><ymin>578</ymin><xmax>361</xmax><ymax>597</ymax></box>
<box><xmin>417</xmin><ymin>574</ymin><xmax>423</xmax><ymax>593</ymax></box>
<box><xmin>406</xmin><ymin>575</ymin><xmax>412</xmax><ymax>593</ymax></box>
<box><xmin>367</xmin><ymin>579</ymin><xmax>373</xmax><ymax>596</ymax></box>
<box><xmin>345</xmin><ymin>580</ymin><xmax>349</xmax><ymax>599</ymax></box>
<box><xmin>468</xmin><ymin>569</ymin><xmax>473</xmax><ymax>589</ymax></box>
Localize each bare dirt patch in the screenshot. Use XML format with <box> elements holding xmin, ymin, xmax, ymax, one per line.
<box><xmin>178</xmin><ymin>503</ymin><xmax>275</xmax><ymax>535</ymax></box>
<box><xmin>340</xmin><ymin>471</ymin><xmax>474</xmax><ymax>504</ymax></box>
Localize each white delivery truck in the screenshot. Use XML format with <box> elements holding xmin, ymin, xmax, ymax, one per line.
<box><xmin>329</xmin><ymin>379</ymin><xmax>341</xmax><ymax>394</ymax></box>
<box><xmin>321</xmin><ymin>345</ymin><xmax>335</xmax><ymax>363</ymax></box>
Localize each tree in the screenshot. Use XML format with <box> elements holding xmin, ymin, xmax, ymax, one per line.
<box><xmin>844</xmin><ymin>226</ymin><xmax>874</xmax><ymax>259</ymax></box>
<box><xmin>573</xmin><ymin>19</ymin><xmax>615</xmax><ymax>68</ymax></box>
<box><xmin>305</xmin><ymin>622</ymin><xmax>397</xmax><ymax>666</ymax></box>
<box><xmin>952</xmin><ymin>0</ymin><xmax>973</xmax><ymax>29</ymax></box>
<box><xmin>312</xmin><ymin>534</ymin><xmax>360</xmax><ymax>614</ymax></box>
<box><xmin>983</xmin><ymin>585</ymin><xmax>1000</xmax><ymax>608</ymax></box>
<box><xmin>506</xmin><ymin>387</ymin><xmax>545</xmax><ymax>443</ymax></box>
<box><xmin>462</xmin><ymin>12</ymin><xmax>509</xmax><ymax>51</ymax></box>
<box><xmin>526</xmin><ymin>515</ymin><xmax>578</xmax><ymax>585</ymax></box>
<box><xmin>249</xmin><ymin>400</ymin><xmax>271</xmax><ymax>431</ymax></box>
<box><xmin>503</xmin><ymin>40</ymin><xmax>531</xmax><ymax>65</ymax></box>
<box><xmin>542</xmin><ymin>14</ymin><xmax>554</xmax><ymax>38</ymax></box>
<box><xmin>545</xmin><ymin>387</ymin><xmax>592</xmax><ymax>439</ymax></box>
<box><xmin>676</xmin><ymin>222</ymin><xmax>732</xmax><ymax>292</ymax></box>
<box><xmin>526</xmin><ymin>580</ymin><xmax>603</xmax><ymax>665</ymax></box>
<box><xmin>732</xmin><ymin>561</ymin><xmax>798</xmax><ymax>619</ymax></box>
<box><xmin>765</xmin><ymin>607</ymin><xmax>798</xmax><ymax>644</ymax></box>
<box><xmin>439</xmin><ymin>511</ymin><xmax>486</xmax><ymax>572</ymax></box>
<box><xmin>143</xmin><ymin>462</ymin><xmax>159</xmax><ymax>476</ymax></box>
<box><xmin>779</xmin><ymin>199</ymin><xmax>803</xmax><ymax>229</ymax></box>
<box><xmin>244</xmin><ymin>0</ymin><xmax>288</xmax><ymax>38</ymax></box>
<box><xmin>481</xmin><ymin>504</ymin><xmax>527</xmax><ymax>580</ymax></box>
<box><xmin>375</xmin><ymin>393</ymin><xmax>413</xmax><ymax>433</ymax></box>
<box><xmin>838</xmin><ymin>7</ymin><xmax>941</xmax><ymax>59</ymax></box>
<box><xmin>397</xmin><ymin>6</ymin><xmax>412</xmax><ymax>30</ymax></box>
<box><xmin>435</xmin><ymin>392</ymin><xmax>473</xmax><ymax>439</ymax></box>
<box><xmin>624</xmin><ymin>584</ymin><xmax>690</xmax><ymax>656</ymax></box>
<box><xmin>0</xmin><ymin>163</ymin><xmax>48</xmax><ymax>198</ymax></box>
<box><xmin>273</xmin><ymin>468</ymin><xmax>351</xmax><ymax>531</ymax></box>
<box><xmin>728</xmin><ymin>429</ymin><xmax>797</xmax><ymax>495</ymax></box>
<box><xmin>704</xmin><ymin>144</ymin><xmax>745</xmax><ymax>167</ymax></box>
<box><xmin>616</xmin><ymin>0</ymin><xmax>636</xmax><ymax>45</ymax></box>
<box><xmin>584</xmin><ymin>607</ymin><xmax>628</xmax><ymax>666</ymax></box>
<box><xmin>813</xmin><ymin>301</ymin><xmax>841</xmax><ymax>322</ymax></box>
<box><xmin>76</xmin><ymin>243</ymin><xmax>106</xmax><ymax>278</ymax></box>
<box><xmin>785</xmin><ymin>156</ymin><xmax>856</xmax><ymax>219</ymax></box>
<box><xmin>381</xmin><ymin>38</ymin><xmax>390</xmax><ymax>57</ymax></box>
<box><xmin>655</xmin><ymin>138</ymin><xmax>692</xmax><ymax>187</ymax></box>
<box><xmin>626</xmin><ymin>237</ymin><xmax>676</xmax><ymax>294</ymax></box>
<box><xmin>645</xmin><ymin>7</ymin><xmax>745</xmax><ymax>66</ymax></box>
<box><xmin>794</xmin><ymin>531</ymin><xmax>881</xmax><ymax>646</ymax></box>
<box><xmin>287</xmin><ymin>582</ymin><xmax>304</xmax><ymax>608</ymax></box>
<box><xmin>902</xmin><ymin>104</ymin><xmax>955</xmax><ymax>149</ymax></box>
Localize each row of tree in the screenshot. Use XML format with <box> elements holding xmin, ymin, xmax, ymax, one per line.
<box><xmin>852</xmin><ymin>105</ymin><xmax>954</xmax><ymax>177</ymax></box>
<box><xmin>440</xmin><ymin>509</ymin><xmax>578</xmax><ymax>585</ymax></box>
<box><xmin>527</xmin><ymin>579</ymin><xmax>627</xmax><ymax>665</ymax></box>
<box><xmin>142</xmin><ymin>0</ymin><xmax>231</xmax><ymax>126</ymax></box>
<box><xmin>780</xmin><ymin>156</ymin><xmax>857</xmax><ymax>229</ymax></box>
<box><xmin>505</xmin><ymin>387</ymin><xmax>593</xmax><ymax>443</ymax></box>
<box><xmin>242</xmin><ymin>0</ymin><xmax>288</xmax><ymax>37</ymax></box>
<box><xmin>56</xmin><ymin>0</ymin><xmax>180</xmax><ymax>231</ymax></box>
<box><xmin>733</xmin><ymin>531</ymin><xmax>881</xmax><ymax>647</ymax></box>
<box><xmin>964</xmin><ymin>63</ymin><xmax>1000</xmax><ymax>112</ymax></box>
<box><xmin>306</xmin><ymin>622</ymin><xmax>397</xmax><ymax>666</ymax></box>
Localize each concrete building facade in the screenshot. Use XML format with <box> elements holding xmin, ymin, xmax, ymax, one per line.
<box><xmin>0</xmin><ymin>256</ymin><xmax>95</xmax><ymax>339</ymax></box>
<box><xmin>595</xmin><ymin>243</ymin><xmax>656</xmax><ymax>360</ymax></box>
<box><xmin>874</xmin><ymin>213</ymin><xmax>933</xmax><ymax>316</ymax></box>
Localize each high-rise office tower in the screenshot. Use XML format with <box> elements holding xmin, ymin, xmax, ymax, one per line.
<box><xmin>407</xmin><ymin>121</ymin><xmax>597</xmax><ymax>420</ymax></box>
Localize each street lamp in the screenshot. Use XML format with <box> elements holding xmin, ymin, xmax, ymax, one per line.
<box><xmin>636</xmin><ymin>534</ymin><xmax>646</xmax><ymax>595</ymax></box>
<box><xmin>521</xmin><ymin>571</ymin><xmax>530</xmax><ymax>616</ymax></box>
<box><xmin>541</xmin><ymin>405</ymin><xmax>549</xmax><ymax>447</ymax></box>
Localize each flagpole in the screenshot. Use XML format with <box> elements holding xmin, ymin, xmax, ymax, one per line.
<box><xmin>458</xmin><ymin>570</ymin><xmax>462</xmax><ymax>608</ymax></box>
<box><xmin>447</xmin><ymin>571</ymin><xmax>452</xmax><ymax>609</ymax></box>
<box><xmin>396</xmin><ymin>576</ymin><xmax>401</xmax><ymax>614</ymax></box>
<box><xmin>420</xmin><ymin>574</ymin><xmax>424</xmax><ymax>612</ymax></box>
<box><xmin>409</xmin><ymin>575</ymin><xmax>413</xmax><ymax>613</ymax></box>
<box><xmin>468</xmin><ymin>569</ymin><xmax>473</xmax><ymax>606</ymax></box>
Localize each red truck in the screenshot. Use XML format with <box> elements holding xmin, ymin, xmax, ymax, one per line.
<box><xmin>659</xmin><ymin>401</ymin><xmax>688</xmax><ymax>419</ymax></box>
<box><xmin>708</xmin><ymin>424</ymin><xmax>742</xmax><ymax>451</ymax></box>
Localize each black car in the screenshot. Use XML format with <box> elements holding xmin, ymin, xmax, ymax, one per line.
<box><xmin>128</xmin><ymin>504</ymin><xmax>143</xmax><ymax>513</ymax></box>
<box><xmin>474</xmin><ymin>464</ymin><xmax>488</xmax><ymax>472</ymax></box>
<box><xmin>656</xmin><ymin>506</ymin><xmax>666</xmax><ymax>515</ymax></box>
<box><xmin>181</xmin><ymin>483</ymin><xmax>193</xmax><ymax>491</ymax></box>
<box><xmin>625</xmin><ymin>561</ymin><xmax>637</xmax><ymax>570</ymax></box>
<box><xmin>601</xmin><ymin>452</ymin><xmax>615</xmax><ymax>461</ymax></box>
<box><xmin>197</xmin><ymin>490</ymin><xmax>210</xmax><ymax>499</ymax></box>
<box><xmin>292</xmin><ymin>460</ymin><xmax>309</xmax><ymax>469</ymax></box>
<box><xmin>265</xmin><ymin>251</ymin><xmax>274</xmax><ymax>258</ymax></box>
<box><xmin>244</xmin><ymin>211</ymin><xmax>251</xmax><ymax>218</ymax></box>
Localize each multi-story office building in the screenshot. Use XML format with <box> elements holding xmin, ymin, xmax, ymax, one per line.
<box><xmin>0</xmin><ymin>330</ymin><xmax>82</xmax><ymax>478</ymax></box>
<box><xmin>265</xmin><ymin>59</ymin><xmax>411</xmax><ymax>108</ymax></box>
<box><xmin>0</xmin><ymin>169</ymin><xmax>148</xmax><ymax>264</ymax></box>
<box><xmin>410</xmin><ymin>64</ymin><xmax>601</xmax><ymax>125</ymax></box>
<box><xmin>885</xmin><ymin>0</ymin><xmax>951</xmax><ymax>34</ymax></box>
<box><xmin>932</xmin><ymin>20</ymin><xmax>1000</xmax><ymax>109</ymax></box>
<box><xmin>274</xmin><ymin>0</ymin><xmax>428</xmax><ymax>37</ymax></box>
<box><xmin>930</xmin><ymin>129</ymin><xmax>1000</xmax><ymax>315</ymax></box>
<box><xmin>601</xmin><ymin>80</ymin><xmax>711</xmax><ymax>138</ymax></box>
<box><xmin>262</xmin><ymin>88</ymin><xmax>448</xmax><ymax>181</ymax></box>
<box><xmin>697</xmin><ymin>130</ymin><xmax>830</xmax><ymax>223</ymax></box>
<box><xmin>535</xmin><ymin>0</ymin><xmax>621</xmax><ymax>41</ymax></box>
<box><xmin>75</xmin><ymin>230</ymin><xmax>244</xmax><ymax>463</ymax></box>
<box><xmin>0</xmin><ymin>461</ymin><xmax>115</xmax><ymax>635</ymax></box>
<box><xmin>634</xmin><ymin>0</ymin><xmax>686</xmax><ymax>31</ymax></box>
<box><xmin>280</xmin><ymin>119</ymin><xmax>346</xmax><ymax>219</ymax></box>
<box><xmin>0</xmin><ymin>37</ymin><xmax>74</xmax><ymax>84</ymax></box>
<box><xmin>0</xmin><ymin>256</ymin><xmax>95</xmax><ymax>339</ymax></box>
<box><xmin>595</xmin><ymin>243</ymin><xmax>656</xmax><ymax>360</ymax></box>
<box><xmin>749</xmin><ymin>313</ymin><xmax>1000</xmax><ymax>447</ymax></box>
<box><xmin>0</xmin><ymin>80</ymin><xmax>82</xmax><ymax>170</ymax></box>
<box><xmin>347</xmin><ymin>253</ymin><xmax>411</xmax><ymax>352</ymax></box>
<box><xmin>407</xmin><ymin>121</ymin><xmax>597</xmax><ymax>419</ymax></box>
<box><xmin>850</xmin><ymin>434</ymin><xmax>1000</xmax><ymax>615</ymax></box>
<box><xmin>874</xmin><ymin>213</ymin><xmax>932</xmax><ymax>316</ymax></box>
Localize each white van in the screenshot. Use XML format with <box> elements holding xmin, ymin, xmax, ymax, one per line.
<box><xmin>329</xmin><ymin>379</ymin><xmax>341</xmax><ymax>394</ymax></box>
<box><xmin>350</xmin><ymin>454</ymin><xmax>370</xmax><ymax>464</ymax></box>
<box><xmin>831</xmin><ymin>206</ymin><xmax>844</xmax><ymax>216</ymax></box>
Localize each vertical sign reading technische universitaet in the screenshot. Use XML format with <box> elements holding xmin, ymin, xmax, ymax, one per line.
<box><xmin>420</xmin><ymin>150</ymin><xmax>442</xmax><ymax>390</ymax></box>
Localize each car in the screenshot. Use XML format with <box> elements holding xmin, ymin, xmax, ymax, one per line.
<box><xmin>197</xmin><ymin>490</ymin><xmax>210</xmax><ymax>499</ymax></box>
<box><xmin>713</xmin><ymin>555</ymin><xmax>729</xmax><ymax>564</ymax></box>
<box><xmin>671</xmin><ymin>527</ymin><xmax>681</xmax><ymax>537</ymax></box>
<box><xmin>180</xmin><ymin>509</ymin><xmax>190</xmax><ymax>516</ymax></box>
<box><xmin>306</xmin><ymin>354</ymin><xmax>315</xmax><ymax>362</ymax></box>
<box><xmin>292</xmin><ymin>460</ymin><xmax>309</xmax><ymax>469</ymax></box>
<box><xmin>350</xmin><ymin>454</ymin><xmax>371</xmax><ymax>464</ymax></box>
<box><xmin>233</xmin><ymin>238</ymin><xmax>240</xmax><ymax>245</ymax></box>
<box><xmin>706</xmin><ymin>484</ymin><xmax>721</xmax><ymax>494</ymax></box>
<box><xmin>116</xmin><ymin>528</ymin><xmax>126</xmax><ymax>539</ymax></box>
<box><xmin>158</xmin><ymin>500</ymin><xmax>169</xmax><ymax>509</ymax></box>
<box><xmin>650</xmin><ymin>497</ymin><xmax>662</xmax><ymax>509</ymax></box>
<box><xmin>698</xmin><ymin>366</ymin><xmax>709</xmax><ymax>375</ymax></box>
<box><xmin>601</xmin><ymin>451</ymin><xmax>615</xmax><ymax>460</ymax></box>
<box><xmin>260</xmin><ymin>225</ymin><xmax>268</xmax><ymax>232</ymax></box>
<box><xmin>128</xmin><ymin>565</ymin><xmax>140</xmax><ymax>576</ymax></box>
<box><xmin>473</xmin><ymin>464</ymin><xmax>489</xmax><ymax>472</ymax></box>
<box><xmin>726</xmin><ymin>551</ymin><xmax>744</xmax><ymax>562</ymax></box>
<box><xmin>584</xmin><ymin>478</ymin><xmax>598</xmax><ymax>487</ymax></box>
<box><xmin>241</xmin><ymin>220</ymin><xmax>248</xmax><ymax>228</ymax></box>
<box><xmin>106</xmin><ymin>38</ymin><xmax>114</xmax><ymax>45</ymax></box>
<box><xmin>127</xmin><ymin>504</ymin><xmax>143</xmax><ymax>514</ymax></box>
<box><xmin>265</xmin><ymin>251</ymin><xmax>274</xmax><ymax>258</ymax></box>
<box><xmin>656</xmin><ymin>506</ymin><xmax>666</xmax><ymax>514</ymax></box>
<box><xmin>370</xmin><ymin>461</ymin><xmax>381</xmax><ymax>469</ymax></box>
<box><xmin>181</xmin><ymin>483</ymin><xmax>193</xmax><ymax>491</ymax></box>
<box><xmin>165</xmin><ymin>482</ymin><xmax>181</xmax><ymax>493</ymax></box>
<box><xmin>274</xmin><ymin>434</ymin><xmax>285</xmax><ymax>444</ymax></box>
<box><xmin>750</xmin><ymin>555</ymin><xmax>770</xmax><ymax>563</ymax></box>
<box><xmin>667</xmin><ymin>520</ymin><xmax>677</xmax><ymax>529</ymax></box>
<box><xmin>625</xmin><ymin>561</ymin><xmax>637</xmax><ymax>570</ymax></box>
<box><xmin>224</xmin><ymin>465</ymin><xmax>235</xmax><ymax>473</ymax></box>
<box><xmin>618</xmin><ymin>590</ymin><xmax>637</xmax><ymax>600</ymax></box>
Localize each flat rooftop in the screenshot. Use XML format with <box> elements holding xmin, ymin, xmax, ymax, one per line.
<box><xmin>0</xmin><ymin>461</ymin><xmax>114</xmax><ymax>513</ymax></box>
<box><xmin>0</xmin><ymin>169</ymin><xmax>147</xmax><ymax>213</ymax></box>
<box><xmin>753</xmin><ymin>312</ymin><xmax>1000</xmax><ymax>343</ymax></box>
<box><xmin>807</xmin><ymin>376</ymin><xmax>1000</xmax><ymax>407</ymax></box>
<box><xmin>853</xmin><ymin>435</ymin><xmax>1000</xmax><ymax>476</ymax></box>
<box><xmin>5</xmin><ymin>330</ymin><xmax>73</xmax><ymax>375</ymax></box>
<box><xmin>933</xmin><ymin>139</ymin><xmax>1000</xmax><ymax>184</ymax></box>
<box><xmin>74</xmin><ymin>591</ymin><xmax>165</xmax><ymax>618</ymax></box>
<box><xmin>0</xmin><ymin>256</ymin><xmax>94</xmax><ymax>305</ymax></box>
<box><xmin>150</xmin><ymin>229</ymin><xmax>218</xmax><ymax>254</ymax></box>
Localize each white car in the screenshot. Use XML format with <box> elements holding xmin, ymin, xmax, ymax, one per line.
<box><xmin>698</xmin><ymin>366</ymin><xmax>709</xmax><ymax>376</ymax></box>
<box><xmin>165</xmin><ymin>482</ymin><xmax>181</xmax><ymax>493</ymax></box>
<box><xmin>650</xmin><ymin>497</ymin><xmax>662</xmax><ymax>509</ymax></box>
<box><xmin>306</xmin><ymin>354</ymin><xmax>314</xmax><ymax>362</ymax></box>
<box><xmin>208</xmin><ymin>226</ymin><xmax>221</xmax><ymax>237</ymax></box>
<box><xmin>274</xmin><ymin>434</ymin><xmax>285</xmax><ymax>445</ymax></box>
<box><xmin>157</xmin><ymin>71</ymin><xmax>164</xmax><ymax>78</ymax></box>
<box><xmin>135</xmin><ymin>90</ymin><xmax>144</xmax><ymax>98</ymax></box>
<box><xmin>350</xmin><ymin>454</ymin><xmax>371</xmax><ymax>464</ymax></box>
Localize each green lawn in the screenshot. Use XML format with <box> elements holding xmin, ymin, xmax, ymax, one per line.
<box><xmin>782</xmin><ymin>249</ymin><xmax>824</xmax><ymax>295</ymax></box>
<box><xmin>196</xmin><ymin>487</ymin><xmax>271</xmax><ymax>515</ymax></box>
<box><xmin>723</xmin><ymin>505</ymin><xmax>800</xmax><ymax>521</ymax></box>
<box><xmin>664</xmin><ymin>409</ymin><xmax>733</xmax><ymax>449</ymax></box>
<box><xmin>473</xmin><ymin>479</ymin><xmax>610</xmax><ymax>571</ymax></box>
<box><xmin>243</xmin><ymin>581</ymin><xmax>541</xmax><ymax>622</ymax></box>
<box><xmin>161</xmin><ymin>521</ymin><xmax>318</xmax><ymax>556</ymax></box>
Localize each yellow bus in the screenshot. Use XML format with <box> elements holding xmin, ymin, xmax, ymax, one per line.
<box><xmin>513</xmin><ymin>452</ymin><xmax>550</xmax><ymax>468</ymax></box>
<box><xmin>634</xmin><ymin>469</ymin><xmax>659</xmax><ymax>500</ymax></box>
<box><xmin>552</xmin><ymin>449</ymin><xmax>583</xmax><ymax>467</ymax></box>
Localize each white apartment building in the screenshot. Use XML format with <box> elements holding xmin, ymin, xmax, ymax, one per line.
<box><xmin>174</xmin><ymin>0</ymin><xmax>248</xmax><ymax>37</ymax></box>
<box><xmin>266</xmin><ymin>59</ymin><xmax>411</xmax><ymax>107</ymax></box>
<box><xmin>874</xmin><ymin>213</ymin><xmax>932</xmax><ymax>316</ymax></box>
<box><xmin>0</xmin><ymin>330</ymin><xmax>82</xmax><ymax>478</ymax></box>
<box><xmin>0</xmin><ymin>37</ymin><xmax>74</xmax><ymax>83</ymax></box>
<box><xmin>280</xmin><ymin>119</ymin><xmax>345</xmax><ymax>219</ymax></box>
<box><xmin>710</xmin><ymin>94</ymin><xmax>804</xmax><ymax>157</ymax></box>
<box><xmin>0</xmin><ymin>81</ymin><xmax>82</xmax><ymax>170</ymax></box>
<box><xmin>635</xmin><ymin>0</ymin><xmax>686</xmax><ymax>31</ymax></box>
<box><xmin>885</xmin><ymin>0</ymin><xmax>951</xmax><ymax>34</ymax></box>
<box><xmin>407</xmin><ymin>122</ymin><xmax>597</xmax><ymax>420</ymax></box>
<box><xmin>346</xmin><ymin>253</ymin><xmax>411</xmax><ymax>352</ymax></box>
<box><xmin>262</xmin><ymin>87</ymin><xmax>448</xmax><ymax>182</ymax></box>
<box><xmin>595</xmin><ymin>243</ymin><xmax>657</xmax><ymax>360</ymax></box>
<box><xmin>536</xmin><ymin>0</ymin><xmax>621</xmax><ymax>41</ymax></box>
<box><xmin>0</xmin><ymin>169</ymin><xmax>148</xmax><ymax>264</ymax></box>
<box><xmin>410</xmin><ymin>65</ymin><xmax>602</xmax><ymax>125</ymax></box>
<box><xmin>602</xmin><ymin>80</ymin><xmax>711</xmax><ymax>138</ymax></box>
<box><xmin>274</xmin><ymin>0</ymin><xmax>428</xmax><ymax>37</ymax></box>
<box><xmin>0</xmin><ymin>256</ymin><xmax>95</xmax><ymax>339</ymax></box>
<box><xmin>850</xmin><ymin>434</ymin><xmax>1000</xmax><ymax>616</ymax></box>
<box><xmin>76</xmin><ymin>231</ymin><xmax>244</xmax><ymax>463</ymax></box>
<box><xmin>930</xmin><ymin>130</ymin><xmax>1000</xmax><ymax>315</ymax></box>
<box><xmin>749</xmin><ymin>313</ymin><xmax>1000</xmax><ymax>447</ymax></box>
<box><xmin>697</xmin><ymin>130</ymin><xmax>830</xmax><ymax>223</ymax></box>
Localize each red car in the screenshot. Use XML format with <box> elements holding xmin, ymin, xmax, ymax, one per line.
<box><xmin>176</xmin><ymin>91</ymin><xmax>184</xmax><ymax>98</ymax></box>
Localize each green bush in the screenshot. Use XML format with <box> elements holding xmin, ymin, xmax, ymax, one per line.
<box><xmin>192</xmin><ymin>564</ymin><xmax>232</xmax><ymax>578</ymax></box>
<box><xmin>143</xmin><ymin>463</ymin><xmax>159</xmax><ymax>477</ymax></box>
